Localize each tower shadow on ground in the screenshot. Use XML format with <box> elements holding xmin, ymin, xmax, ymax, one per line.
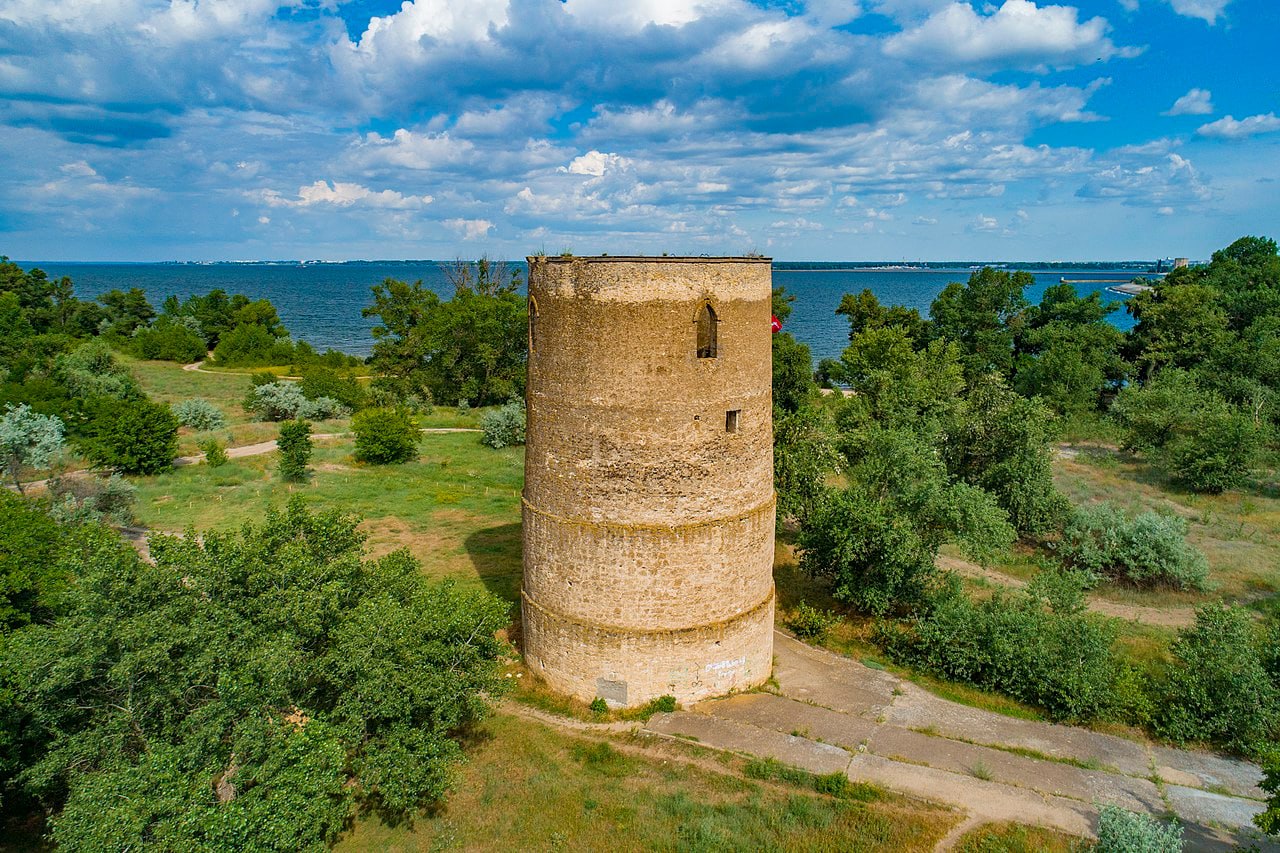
<box><xmin>463</xmin><ymin>521</ymin><xmax>524</xmax><ymax>646</ymax></box>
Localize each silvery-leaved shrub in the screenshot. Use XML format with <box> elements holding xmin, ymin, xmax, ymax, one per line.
<box><xmin>1057</xmin><ymin>502</ymin><xmax>1208</xmax><ymax>591</ymax></box>
<box><xmin>246</xmin><ymin>382</ymin><xmax>348</xmax><ymax>422</ymax></box>
<box><xmin>1095</xmin><ymin>805</ymin><xmax>1182</xmax><ymax>852</ymax></box>
<box><xmin>172</xmin><ymin>398</ymin><xmax>226</xmax><ymax>431</ymax></box>
<box><xmin>48</xmin><ymin>473</ymin><xmax>137</xmax><ymax>526</ymax></box>
<box><xmin>480</xmin><ymin>401</ymin><xmax>525</xmax><ymax>449</ymax></box>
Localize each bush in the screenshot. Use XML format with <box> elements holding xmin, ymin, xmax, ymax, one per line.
<box><xmin>211</xmin><ymin>323</ymin><xmax>297</xmax><ymax>366</ymax></box>
<box><xmin>1159</xmin><ymin>406</ymin><xmax>1262</xmax><ymax>493</ymax></box>
<box><xmin>1057</xmin><ymin>503</ymin><xmax>1209</xmax><ymax>590</ymax></box>
<box><xmin>299</xmin><ymin>367</ymin><xmax>368</xmax><ymax>412</ymax></box>
<box><xmin>81</xmin><ymin>397</ymin><xmax>178</xmax><ymax>475</ymax></box>
<box><xmin>47</xmin><ymin>473</ymin><xmax>137</xmax><ymax>526</ymax></box>
<box><xmin>54</xmin><ymin>341</ymin><xmax>142</xmax><ymax>401</ymax></box>
<box><xmin>245</xmin><ymin>381</ymin><xmax>349</xmax><ymax>422</ymax></box>
<box><xmin>1157</xmin><ymin>604</ymin><xmax>1278</xmax><ymax>756</ymax></box>
<box><xmin>277</xmin><ymin>420</ymin><xmax>312</xmax><ymax>482</ymax></box>
<box><xmin>650</xmin><ymin>695</ymin><xmax>677</xmax><ymax>714</ymax></box>
<box><xmin>131</xmin><ymin>321</ymin><xmax>207</xmax><ymax>363</ymax></box>
<box><xmin>200</xmin><ymin>439</ymin><xmax>228</xmax><ymax>467</ymax></box>
<box><xmin>172</xmin><ymin>398</ymin><xmax>226</xmax><ymax>431</ymax></box>
<box><xmin>480</xmin><ymin>400</ymin><xmax>526</xmax><ymax>449</ymax></box>
<box><xmin>1095</xmin><ymin>805</ymin><xmax>1182</xmax><ymax>852</ymax></box>
<box><xmin>786</xmin><ymin>602</ymin><xmax>841</xmax><ymax>641</ymax></box>
<box><xmin>1258</xmin><ymin>752</ymin><xmax>1280</xmax><ymax>837</ymax></box>
<box><xmin>352</xmin><ymin>407</ymin><xmax>421</xmax><ymax>464</ymax></box>
<box><xmin>879</xmin><ymin>575</ymin><xmax>1118</xmax><ymax>722</ymax></box>
<box><xmin>589</xmin><ymin>697</ymin><xmax>608</xmax><ymax>714</ymax></box>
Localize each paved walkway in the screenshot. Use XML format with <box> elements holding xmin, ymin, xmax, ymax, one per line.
<box><xmin>644</xmin><ymin>631</ymin><xmax>1277</xmax><ymax>851</ymax></box>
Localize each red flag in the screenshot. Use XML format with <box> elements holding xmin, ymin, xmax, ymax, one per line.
<box><xmin>770</xmin><ymin>314</ymin><xmax>782</xmax><ymax>333</ymax></box>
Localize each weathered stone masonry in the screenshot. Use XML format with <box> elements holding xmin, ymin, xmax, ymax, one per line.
<box><xmin>522</xmin><ymin>256</ymin><xmax>776</xmax><ymax>708</ymax></box>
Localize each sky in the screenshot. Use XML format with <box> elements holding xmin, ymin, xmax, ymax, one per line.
<box><xmin>0</xmin><ymin>0</ymin><xmax>1276</xmax><ymax>261</ymax></box>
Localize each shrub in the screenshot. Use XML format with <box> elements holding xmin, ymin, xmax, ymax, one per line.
<box><xmin>1258</xmin><ymin>752</ymin><xmax>1280</xmax><ymax>837</ymax></box>
<box><xmin>1</xmin><ymin>403</ymin><xmax>65</xmax><ymax>493</ymax></box>
<box><xmin>299</xmin><ymin>367</ymin><xmax>367</xmax><ymax>412</ymax></box>
<box><xmin>54</xmin><ymin>341</ymin><xmax>142</xmax><ymax>401</ymax></box>
<box><xmin>1157</xmin><ymin>604</ymin><xmax>1278</xmax><ymax>756</ymax></box>
<box><xmin>172</xmin><ymin>398</ymin><xmax>226</xmax><ymax>431</ymax></box>
<box><xmin>352</xmin><ymin>407</ymin><xmax>421</xmax><ymax>464</ymax></box>
<box><xmin>786</xmin><ymin>602</ymin><xmax>841</xmax><ymax>641</ymax></box>
<box><xmin>212</xmin><ymin>323</ymin><xmax>297</xmax><ymax>366</ymax></box>
<box><xmin>879</xmin><ymin>575</ymin><xmax>1118</xmax><ymax>722</ymax></box>
<box><xmin>81</xmin><ymin>397</ymin><xmax>178</xmax><ymax>475</ymax></box>
<box><xmin>277</xmin><ymin>420</ymin><xmax>312</xmax><ymax>482</ymax></box>
<box><xmin>47</xmin><ymin>473</ymin><xmax>137</xmax><ymax>526</ymax></box>
<box><xmin>200</xmin><ymin>439</ymin><xmax>228</xmax><ymax>467</ymax></box>
<box><xmin>0</xmin><ymin>491</ymin><xmax>67</xmax><ymax>630</ymax></box>
<box><xmin>589</xmin><ymin>697</ymin><xmax>608</xmax><ymax>714</ymax></box>
<box><xmin>1057</xmin><ymin>503</ymin><xmax>1209</xmax><ymax>590</ymax></box>
<box><xmin>131</xmin><ymin>321</ymin><xmax>207</xmax><ymax>363</ymax></box>
<box><xmin>650</xmin><ymin>695</ymin><xmax>677</xmax><ymax>714</ymax></box>
<box><xmin>1158</xmin><ymin>406</ymin><xmax>1262</xmax><ymax>493</ymax></box>
<box><xmin>1095</xmin><ymin>805</ymin><xmax>1182</xmax><ymax>852</ymax></box>
<box><xmin>480</xmin><ymin>400</ymin><xmax>526</xmax><ymax>449</ymax></box>
<box><xmin>245</xmin><ymin>381</ymin><xmax>350</xmax><ymax>422</ymax></box>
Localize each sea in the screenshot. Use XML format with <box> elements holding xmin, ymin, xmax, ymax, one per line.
<box><xmin>19</xmin><ymin>261</ymin><xmax>1146</xmax><ymax>365</ymax></box>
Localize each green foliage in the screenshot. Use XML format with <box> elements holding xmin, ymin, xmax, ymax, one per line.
<box><xmin>1157</xmin><ymin>604</ymin><xmax>1279</xmax><ymax>756</ymax></box>
<box><xmin>277</xmin><ymin>420</ymin><xmax>312</xmax><ymax>482</ymax></box>
<box><xmin>942</xmin><ymin>376</ymin><xmax>1068</xmax><ymax>535</ymax></box>
<box><xmin>245</xmin><ymin>381</ymin><xmax>348</xmax><ymax>422</ymax></box>
<box><xmin>0</xmin><ymin>491</ymin><xmax>66</xmax><ymax>630</ymax></box>
<box><xmin>928</xmin><ymin>267</ymin><xmax>1031</xmax><ymax>382</ymax></box>
<box><xmin>2</xmin><ymin>500</ymin><xmax>510</xmax><ymax>849</ymax></box>
<box><xmin>299</xmin><ymin>367</ymin><xmax>367</xmax><ymax>412</ymax></box>
<box><xmin>47</xmin><ymin>473</ymin><xmax>137</xmax><ymax>526</ymax></box>
<box><xmin>798</xmin><ymin>428</ymin><xmax>1014</xmax><ymax>615</ymax></box>
<box><xmin>880</xmin><ymin>574</ymin><xmax>1118</xmax><ymax>721</ymax></box>
<box><xmin>80</xmin><ymin>397</ymin><xmax>179</xmax><ymax>475</ymax></box>
<box><xmin>773</xmin><ymin>404</ymin><xmax>841</xmax><ymax>523</ymax></box>
<box><xmin>1112</xmin><ymin>370</ymin><xmax>1263</xmax><ymax>493</ymax></box>
<box><xmin>54</xmin><ymin>340</ymin><xmax>142</xmax><ymax>401</ymax></box>
<box><xmin>589</xmin><ymin>697</ymin><xmax>608</xmax><ymax>714</ymax></box>
<box><xmin>743</xmin><ymin>757</ymin><xmax>880</xmax><ymax>802</ymax></box>
<box><xmin>480</xmin><ymin>400</ymin><xmax>526</xmax><ymax>449</ymax></box>
<box><xmin>97</xmin><ymin>287</ymin><xmax>155</xmax><ymax>338</ymax></box>
<box><xmin>1057</xmin><ymin>503</ymin><xmax>1208</xmax><ymax>590</ymax></box>
<box><xmin>130</xmin><ymin>317</ymin><xmax>207</xmax><ymax>362</ymax></box>
<box><xmin>352</xmin><ymin>407</ymin><xmax>422</xmax><ymax>464</ymax></box>
<box><xmin>172</xmin><ymin>397</ymin><xmax>226</xmax><ymax>431</ymax></box>
<box><xmin>0</xmin><ymin>403</ymin><xmax>65</xmax><ymax>492</ymax></box>
<box><xmin>212</xmin><ymin>322</ymin><xmax>298</xmax><ymax>367</ymax></box>
<box><xmin>786</xmin><ymin>602</ymin><xmax>841</xmax><ymax>641</ymax></box>
<box><xmin>836</xmin><ymin>327</ymin><xmax>965</xmax><ymax>431</ymax></box>
<box><xmin>364</xmin><ymin>265</ymin><xmax>527</xmax><ymax>407</ymax></box>
<box><xmin>835</xmin><ymin>289</ymin><xmax>928</xmax><ymax>344</ymax></box>
<box><xmin>773</xmin><ymin>332</ymin><xmax>816</xmax><ymax>414</ymax></box>
<box><xmin>200</xmin><ymin>438</ymin><xmax>228</xmax><ymax>467</ymax></box>
<box><xmin>1013</xmin><ymin>284</ymin><xmax>1127</xmax><ymax>416</ymax></box>
<box><xmin>650</xmin><ymin>695</ymin><xmax>677</xmax><ymax>714</ymax></box>
<box><xmin>1095</xmin><ymin>805</ymin><xmax>1183</xmax><ymax>853</ymax></box>
<box><xmin>1257</xmin><ymin>752</ymin><xmax>1280</xmax><ymax>837</ymax></box>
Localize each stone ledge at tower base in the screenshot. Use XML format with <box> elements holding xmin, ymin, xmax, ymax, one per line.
<box><xmin>521</xmin><ymin>590</ymin><xmax>774</xmax><ymax>708</ymax></box>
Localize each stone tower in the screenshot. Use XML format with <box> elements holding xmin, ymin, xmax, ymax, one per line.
<box><xmin>521</xmin><ymin>256</ymin><xmax>775</xmax><ymax>708</ymax></box>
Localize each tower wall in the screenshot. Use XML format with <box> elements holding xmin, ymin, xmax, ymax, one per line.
<box><xmin>521</xmin><ymin>256</ymin><xmax>775</xmax><ymax>708</ymax></box>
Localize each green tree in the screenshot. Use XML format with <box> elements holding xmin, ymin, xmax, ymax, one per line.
<box><xmin>772</xmin><ymin>332</ymin><xmax>816</xmax><ymax>414</ymax></box>
<box><xmin>277</xmin><ymin>420</ymin><xmax>312</xmax><ymax>482</ymax></box>
<box><xmin>3</xmin><ymin>500</ymin><xmax>510</xmax><ymax>850</ymax></box>
<box><xmin>928</xmin><ymin>267</ymin><xmax>1031</xmax><ymax>381</ymax></box>
<box><xmin>1013</xmin><ymin>283</ymin><xmax>1126</xmax><ymax>415</ymax></box>
<box><xmin>364</xmin><ymin>265</ymin><xmax>526</xmax><ymax>407</ymax></box>
<box><xmin>1126</xmin><ymin>282</ymin><xmax>1232</xmax><ymax>379</ymax></box>
<box><xmin>299</xmin><ymin>367</ymin><xmax>367</xmax><ymax>412</ymax></box>
<box><xmin>81</xmin><ymin>397</ymin><xmax>178</xmax><ymax>475</ymax></box>
<box><xmin>0</xmin><ymin>404</ymin><xmax>65</xmax><ymax>493</ymax></box>
<box><xmin>97</xmin><ymin>287</ymin><xmax>155</xmax><ymax>338</ymax></box>
<box><xmin>835</xmin><ymin>289</ymin><xmax>928</xmax><ymax>344</ymax></box>
<box><xmin>1158</xmin><ymin>604</ymin><xmax>1278</xmax><ymax>756</ymax></box>
<box><xmin>352</xmin><ymin>407</ymin><xmax>421</xmax><ymax>464</ymax></box>
<box><xmin>798</xmin><ymin>428</ymin><xmax>1013</xmax><ymax>615</ymax></box>
<box><xmin>773</xmin><ymin>405</ymin><xmax>841</xmax><ymax>523</ymax></box>
<box><xmin>0</xmin><ymin>491</ymin><xmax>67</xmax><ymax>630</ymax></box>
<box><xmin>1258</xmin><ymin>753</ymin><xmax>1280</xmax><ymax>837</ymax></box>
<box><xmin>942</xmin><ymin>377</ymin><xmax>1067</xmax><ymax>535</ymax></box>
<box><xmin>836</xmin><ymin>326</ymin><xmax>965</xmax><ymax>432</ymax></box>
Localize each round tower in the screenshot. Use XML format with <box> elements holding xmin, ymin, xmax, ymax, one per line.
<box><xmin>521</xmin><ymin>256</ymin><xmax>775</xmax><ymax>708</ymax></box>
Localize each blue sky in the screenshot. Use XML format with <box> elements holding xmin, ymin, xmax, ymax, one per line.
<box><xmin>0</xmin><ymin>0</ymin><xmax>1276</xmax><ymax>261</ymax></box>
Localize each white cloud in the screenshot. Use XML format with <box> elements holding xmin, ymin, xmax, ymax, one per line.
<box><xmin>443</xmin><ymin>218</ymin><xmax>495</xmax><ymax>239</ymax></box>
<box><xmin>970</xmin><ymin>213</ymin><xmax>1000</xmax><ymax>232</ymax></box>
<box><xmin>884</xmin><ymin>0</ymin><xmax>1137</xmax><ymax>69</ymax></box>
<box><xmin>1163</xmin><ymin>88</ymin><xmax>1213</xmax><ymax>116</ymax></box>
<box><xmin>261</xmin><ymin>181</ymin><xmax>433</xmax><ymax>209</ymax></box>
<box><xmin>1165</xmin><ymin>0</ymin><xmax>1230</xmax><ymax>24</ymax></box>
<box><xmin>562</xmin><ymin>150</ymin><xmax>632</xmax><ymax>177</ymax></box>
<box><xmin>1196</xmin><ymin>113</ymin><xmax>1280</xmax><ymax>140</ymax></box>
<box><xmin>257</xmin><ymin>215</ymin><xmax>270</xmax><ymax>224</ymax></box>
<box><xmin>913</xmin><ymin>215</ymin><xmax>938</xmax><ymax>225</ymax></box>
<box><xmin>563</xmin><ymin>0</ymin><xmax>735</xmax><ymax>30</ymax></box>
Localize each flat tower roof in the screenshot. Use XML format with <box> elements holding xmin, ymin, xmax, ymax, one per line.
<box><xmin>528</xmin><ymin>255</ymin><xmax>772</xmax><ymax>264</ymax></box>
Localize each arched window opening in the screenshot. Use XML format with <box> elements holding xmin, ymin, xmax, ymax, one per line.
<box><xmin>696</xmin><ymin>302</ymin><xmax>718</xmax><ymax>359</ymax></box>
<box><xmin>528</xmin><ymin>295</ymin><xmax>539</xmax><ymax>353</ymax></box>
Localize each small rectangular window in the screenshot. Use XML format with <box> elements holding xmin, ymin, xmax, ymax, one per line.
<box><xmin>726</xmin><ymin>410</ymin><xmax>740</xmax><ymax>433</ymax></box>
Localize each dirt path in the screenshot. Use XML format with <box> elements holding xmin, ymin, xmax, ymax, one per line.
<box><xmin>182</xmin><ymin>359</ymin><xmax>301</xmax><ymax>380</ymax></box>
<box><xmin>937</xmin><ymin>554</ymin><xmax>1198</xmax><ymax>628</ymax></box>
<box><xmin>646</xmin><ymin>631</ymin><xmax>1274</xmax><ymax>852</ymax></box>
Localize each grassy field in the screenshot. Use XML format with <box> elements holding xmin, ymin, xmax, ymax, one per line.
<box><xmin>336</xmin><ymin>713</ymin><xmax>958</xmax><ymax>852</ymax></box>
<box><xmin>953</xmin><ymin>821</ymin><xmax>1083</xmax><ymax>852</ymax></box>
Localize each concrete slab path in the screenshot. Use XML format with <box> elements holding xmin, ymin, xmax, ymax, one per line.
<box><xmin>643</xmin><ymin>631</ymin><xmax>1278</xmax><ymax>851</ymax></box>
